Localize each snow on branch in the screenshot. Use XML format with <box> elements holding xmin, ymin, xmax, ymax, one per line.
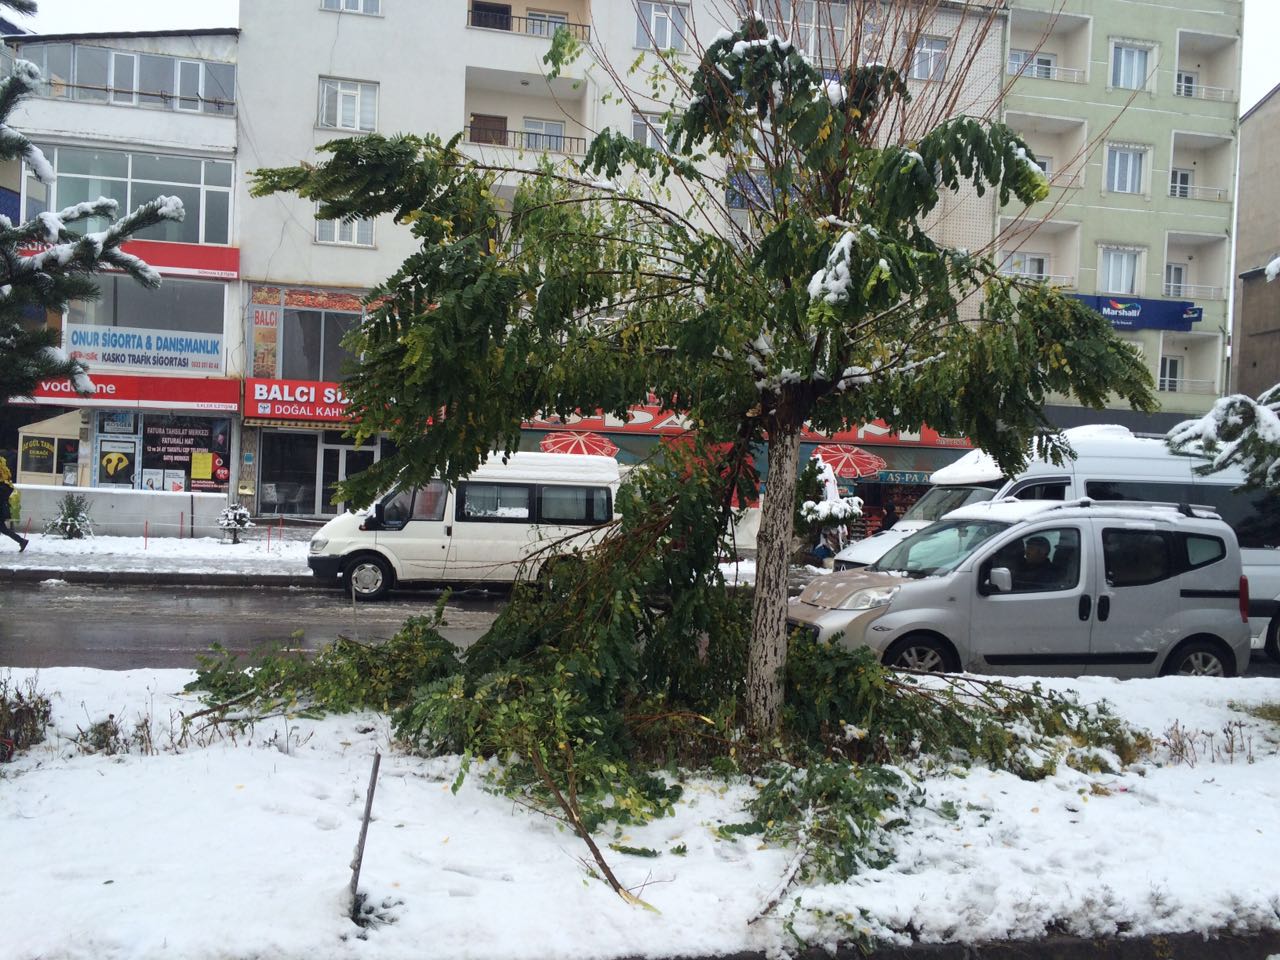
<box><xmin>0</xmin><ymin>61</ymin><xmax>55</xmax><ymax>183</ymax></box>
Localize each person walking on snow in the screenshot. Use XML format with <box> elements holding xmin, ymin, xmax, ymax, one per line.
<box><xmin>0</xmin><ymin>457</ymin><xmax>29</xmax><ymax>552</ymax></box>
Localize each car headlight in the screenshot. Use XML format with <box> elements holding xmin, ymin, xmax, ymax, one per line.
<box><xmin>836</xmin><ymin>586</ymin><xmax>899</xmax><ymax>611</ymax></box>
<box><xmin>309</xmin><ymin>536</ymin><xmax>329</xmax><ymax>555</ymax></box>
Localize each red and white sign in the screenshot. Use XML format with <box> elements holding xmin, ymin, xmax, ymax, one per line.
<box><xmin>245</xmin><ymin>378</ymin><xmax>351</xmax><ymax>422</ymax></box>
<box><xmin>524</xmin><ymin>405</ymin><xmax>971</xmax><ymax>449</ymax></box>
<box><xmin>19</xmin><ymin>374</ymin><xmax>240</xmax><ymax>411</ymax></box>
<box><xmin>20</xmin><ymin>239</ymin><xmax>239</xmax><ymax>280</ymax></box>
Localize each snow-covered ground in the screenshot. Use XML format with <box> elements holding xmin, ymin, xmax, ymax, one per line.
<box><xmin>0</xmin><ymin>531</ymin><xmax>311</xmax><ymax>576</ymax></box>
<box><xmin>4</xmin><ymin>667</ymin><xmax>1280</xmax><ymax>960</ymax></box>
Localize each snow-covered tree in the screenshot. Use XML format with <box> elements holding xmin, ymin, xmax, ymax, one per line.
<box><xmin>252</xmin><ymin>4</ymin><xmax>1155</xmax><ymax>731</ymax></box>
<box><xmin>1167</xmin><ymin>254</ymin><xmax>1280</xmax><ymax>489</ymax></box>
<box><xmin>0</xmin><ymin>15</ymin><xmax>184</xmax><ymax>400</ymax></box>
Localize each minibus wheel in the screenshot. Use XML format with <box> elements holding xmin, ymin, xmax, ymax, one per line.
<box><xmin>883</xmin><ymin>634</ymin><xmax>959</xmax><ymax>673</ymax></box>
<box><xmin>345</xmin><ymin>554</ymin><xmax>393</xmax><ymax>602</ymax></box>
<box><xmin>1265</xmin><ymin>618</ymin><xmax>1280</xmax><ymax>664</ymax></box>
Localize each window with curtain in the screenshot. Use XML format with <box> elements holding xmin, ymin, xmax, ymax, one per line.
<box><xmin>1100</xmin><ymin>247</ymin><xmax>1140</xmax><ymax>295</ymax></box>
<box><xmin>1106</xmin><ymin>146</ymin><xmax>1144</xmax><ymax>193</ymax></box>
<box><xmin>1111</xmin><ymin>44</ymin><xmax>1150</xmax><ymax>90</ymax></box>
<box><xmin>318</xmin><ymin>77</ymin><xmax>378</xmax><ymax>131</ymax></box>
<box><xmin>636</xmin><ymin>3</ymin><xmax>688</xmax><ymax>51</ymax></box>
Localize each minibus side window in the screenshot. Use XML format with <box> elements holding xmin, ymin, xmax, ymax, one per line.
<box><xmin>412</xmin><ymin>481</ymin><xmax>447</xmax><ymax>521</ymax></box>
<box><xmin>1177</xmin><ymin>533</ymin><xmax>1225</xmax><ymax>571</ymax></box>
<box><xmin>458</xmin><ymin>482</ymin><xmax>532</xmax><ymax>521</ymax></box>
<box><xmin>537</xmin><ymin>485</ymin><xmax>613</xmax><ymax>525</ymax></box>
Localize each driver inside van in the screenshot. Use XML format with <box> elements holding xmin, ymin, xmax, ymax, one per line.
<box><xmin>1016</xmin><ymin>535</ymin><xmax>1058</xmax><ymax>590</ymax></box>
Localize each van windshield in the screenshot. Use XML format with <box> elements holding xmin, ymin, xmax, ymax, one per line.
<box><xmin>870</xmin><ymin>519</ymin><xmax>1010</xmax><ymax>578</ymax></box>
<box><xmin>901</xmin><ymin>485</ymin><xmax>999</xmax><ymax>523</ymax></box>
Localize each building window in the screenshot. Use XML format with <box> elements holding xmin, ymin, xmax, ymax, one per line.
<box><xmin>631</xmin><ymin>112</ymin><xmax>667</xmax><ymax>150</ymax></box>
<box><xmin>760</xmin><ymin>1</ymin><xmax>848</xmax><ymax>62</ymax></box>
<box><xmin>636</xmin><ymin>2</ymin><xmax>688</xmax><ymax>52</ymax></box>
<box><xmin>1170</xmin><ymin>167</ymin><xmax>1193</xmax><ymax>198</ymax></box>
<box><xmin>526</xmin><ymin>10</ymin><xmax>569</xmax><ymax>36</ymax></box>
<box><xmin>1005</xmin><ymin>252</ymin><xmax>1049</xmax><ymax>279</ymax></box>
<box><xmin>1164</xmin><ymin>262</ymin><xmax>1187</xmax><ymax>297</ymax></box>
<box><xmin>315</xmin><ymin>207</ymin><xmax>375</xmax><ymax>247</ymax></box>
<box><xmin>911</xmin><ymin>37</ymin><xmax>948</xmax><ymax>81</ymax></box>
<box><xmin>68</xmin><ymin>275</ymin><xmax>225</xmax><ymax>334</ymax></box>
<box><xmin>281</xmin><ymin>309</ymin><xmax>359</xmax><ymax>381</ymax></box>
<box><xmin>1105</xmin><ymin>146</ymin><xmax>1144</xmax><ymax>194</ymax></box>
<box><xmin>318</xmin><ymin>77</ymin><xmax>378</xmax><ymax>131</ymax></box>
<box><xmin>1111</xmin><ymin>43</ymin><xmax>1150</xmax><ymax>90</ymax></box>
<box><xmin>1175</xmin><ymin>70</ymin><xmax>1197</xmax><ymax>97</ymax></box>
<box><xmin>522</xmin><ymin>117</ymin><xmax>566</xmax><ymax>151</ymax></box>
<box><xmin>322</xmin><ymin>0</ymin><xmax>381</xmax><ymax>13</ymax></box>
<box><xmin>25</xmin><ymin>146</ymin><xmax>233</xmax><ymax>245</ymax></box>
<box><xmin>1100</xmin><ymin>247</ymin><xmax>1140</xmax><ymax>295</ymax></box>
<box><xmin>1009</xmin><ymin>49</ymin><xmax>1057</xmax><ymax>80</ymax></box>
<box><xmin>1158</xmin><ymin>355</ymin><xmax>1182</xmax><ymax>391</ymax></box>
<box><xmin>19</xmin><ymin>42</ymin><xmax>234</xmax><ymax>113</ymax></box>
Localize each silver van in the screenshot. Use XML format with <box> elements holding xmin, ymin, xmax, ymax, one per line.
<box><xmin>789</xmin><ymin>498</ymin><xmax>1251</xmax><ymax>678</ymax></box>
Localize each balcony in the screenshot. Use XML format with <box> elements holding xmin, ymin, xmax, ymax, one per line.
<box><xmin>1003</xmin><ymin>113</ymin><xmax>1088</xmax><ymax>196</ymax></box>
<box><xmin>1173</xmin><ymin>78</ymin><xmax>1234</xmax><ymax>102</ymax></box>
<box><xmin>999</xmin><ymin>269</ymin><xmax>1075</xmax><ymax>288</ymax></box>
<box><xmin>1162</xmin><ymin>282</ymin><xmax>1224</xmax><ymax>300</ymax></box>
<box><xmin>1156</xmin><ymin>376</ymin><xmax>1217</xmax><ymax>395</ymax></box>
<box><xmin>1006</xmin><ymin>61</ymin><xmax>1085</xmax><ymax>84</ymax></box>
<box><xmin>466</xmin><ymin>5</ymin><xmax>590</xmax><ymax>42</ymax></box>
<box><xmin>1175</xmin><ymin>30</ymin><xmax>1239</xmax><ymax>105</ymax></box>
<box><xmin>464</xmin><ymin>126</ymin><xmax>586</xmax><ymax>154</ymax></box>
<box><xmin>1168</xmin><ymin>183</ymin><xmax>1229</xmax><ymax>203</ymax></box>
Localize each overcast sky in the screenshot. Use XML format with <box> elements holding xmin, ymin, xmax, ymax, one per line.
<box><xmin>11</xmin><ymin>0</ymin><xmax>1280</xmax><ymax>113</ymax></box>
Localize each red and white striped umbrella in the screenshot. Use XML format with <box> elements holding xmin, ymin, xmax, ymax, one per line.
<box><xmin>812</xmin><ymin>443</ymin><xmax>887</xmax><ymax>478</ymax></box>
<box><xmin>539</xmin><ymin>431</ymin><xmax>619</xmax><ymax>457</ymax></box>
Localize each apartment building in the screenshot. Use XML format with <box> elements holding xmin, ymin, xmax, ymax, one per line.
<box><xmin>1232</xmin><ymin>84</ymin><xmax>1280</xmax><ymax>401</ymax></box>
<box><xmin>0</xmin><ymin>28</ymin><xmax>242</xmax><ymax>494</ymax></box>
<box><xmin>999</xmin><ymin>0</ymin><xmax>1242</xmax><ymax>432</ymax></box>
<box><xmin>233</xmin><ymin>0</ymin><xmax>1001</xmax><ymax>517</ymax></box>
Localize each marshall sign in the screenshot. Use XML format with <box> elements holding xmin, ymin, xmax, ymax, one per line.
<box><xmin>1071</xmin><ymin>294</ymin><xmax>1202</xmax><ymax>332</ymax></box>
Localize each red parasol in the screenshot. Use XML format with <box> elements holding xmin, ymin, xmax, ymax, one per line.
<box><xmin>812</xmin><ymin>443</ymin><xmax>887</xmax><ymax>478</ymax></box>
<box><xmin>539</xmin><ymin>431</ymin><xmax>619</xmax><ymax>457</ymax></box>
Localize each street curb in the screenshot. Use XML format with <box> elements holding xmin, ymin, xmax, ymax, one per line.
<box><xmin>646</xmin><ymin>931</ymin><xmax>1280</xmax><ymax>960</ymax></box>
<box><xmin>0</xmin><ymin>567</ymin><xmax>315</xmax><ymax>588</ymax></box>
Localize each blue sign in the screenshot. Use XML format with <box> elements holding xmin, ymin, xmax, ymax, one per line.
<box><xmin>1069</xmin><ymin>294</ymin><xmax>1200</xmax><ymax>332</ymax></box>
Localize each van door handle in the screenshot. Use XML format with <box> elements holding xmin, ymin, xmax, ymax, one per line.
<box><xmin>1097</xmin><ymin>596</ymin><xmax>1111</xmax><ymax>622</ymax></box>
<box><xmin>445</xmin><ymin>525</ymin><xmax>452</xmax><ymax>537</ymax></box>
<box><xmin>1078</xmin><ymin>595</ymin><xmax>1091</xmax><ymax>621</ymax></box>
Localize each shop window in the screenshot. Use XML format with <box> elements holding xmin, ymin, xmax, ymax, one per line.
<box><xmin>141</xmin><ymin>415</ymin><xmax>231</xmax><ymax>493</ymax></box>
<box><xmin>281</xmin><ymin>309</ymin><xmax>357</xmax><ymax>381</ymax></box>
<box><xmin>68</xmin><ymin>276</ymin><xmax>224</xmax><ymax>334</ymax></box>
<box><xmin>20</xmin><ymin>435</ymin><xmax>57</xmax><ymax>474</ymax></box>
<box><xmin>259</xmin><ymin>432</ymin><xmax>319</xmax><ymax>514</ymax></box>
<box><xmin>24</xmin><ymin>145</ymin><xmax>232</xmax><ymax>244</ymax></box>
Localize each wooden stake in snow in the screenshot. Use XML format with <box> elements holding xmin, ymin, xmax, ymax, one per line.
<box><xmin>348</xmin><ymin>749</ymin><xmax>381</xmax><ymax>922</ymax></box>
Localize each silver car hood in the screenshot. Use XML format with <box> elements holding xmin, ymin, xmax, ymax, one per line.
<box><xmin>799</xmin><ymin>569</ymin><xmax>908</xmax><ymax>610</ymax></box>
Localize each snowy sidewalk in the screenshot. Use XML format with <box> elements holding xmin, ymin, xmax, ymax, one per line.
<box><xmin>0</xmin><ymin>531</ymin><xmax>313</xmax><ymax>583</ymax></box>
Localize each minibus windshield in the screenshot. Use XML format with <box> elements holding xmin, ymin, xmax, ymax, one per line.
<box><xmin>901</xmin><ymin>485</ymin><xmax>1000</xmax><ymax>523</ymax></box>
<box><xmin>870</xmin><ymin>519</ymin><xmax>1010</xmax><ymax>578</ymax></box>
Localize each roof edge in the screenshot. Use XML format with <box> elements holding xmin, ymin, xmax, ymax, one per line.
<box><xmin>3</xmin><ymin>27</ymin><xmax>238</xmax><ymax>43</ymax></box>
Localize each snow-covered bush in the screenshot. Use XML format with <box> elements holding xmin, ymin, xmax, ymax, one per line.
<box><xmin>799</xmin><ymin>496</ymin><xmax>863</xmax><ymax>526</ymax></box>
<box><xmin>218</xmin><ymin>504</ymin><xmax>255</xmax><ymax>544</ymax></box>
<box><xmin>44</xmin><ymin>493</ymin><xmax>93</xmax><ymax>540</ymax></box>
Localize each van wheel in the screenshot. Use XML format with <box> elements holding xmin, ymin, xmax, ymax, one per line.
<box><xmin>345</xmin><ymin>555</ymin><xmax>393</xmax><ymax>602</ymax></box>
<box><xmin>1161</xmin><ymin>638</ymin><xmax>1235</xmax><ymax>678</ymax></box>
<box><xmin>883</xmin><ymin>634</ymin><xmax>959</xmax><ymax>673</ymax></box>
<box><xmin>1265</xmin><ymin>619</ymin><xmax>1280</xmax><ymax>664</ymax></box>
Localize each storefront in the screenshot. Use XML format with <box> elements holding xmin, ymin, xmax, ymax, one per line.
<box><xmin>241</xmin><ymin>284</ymin><xmax>381</xmax><ymax>516</ymax></box>
<box><xmin>15</xmin><ymin>374</ymin><xmax>240</xmax><ymax>492</ymax></box>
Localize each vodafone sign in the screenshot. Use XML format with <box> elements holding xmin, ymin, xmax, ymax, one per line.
<box><xmin>19</xmin><ymin>374</ymin><xmax>240</xmax><ymax>411</ymax></box>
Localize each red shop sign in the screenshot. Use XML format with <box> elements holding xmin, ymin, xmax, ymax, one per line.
<box><xmin>20</xmin><ymin>239</ymin><xmax>239</xmax><ymax>280</ymax></box>
<box><xmin>20</xmin><ymin>373</ymin><xmax>240</xmax><ymax>411</ymax></box>
<box><xmin>245</xmin><ymin>378</ymin><xmax>351</xmax><ymax>422</ymax></box>
<box><xmin>524</xmin><ymin>405</ymin><xmax>970</xmax><ymax>449</ymax></box>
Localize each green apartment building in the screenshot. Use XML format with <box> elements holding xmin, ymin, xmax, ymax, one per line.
<box><xmin>999</xmin><ymin>0</ymin><xmax>1242</xmax><ymax>431</ymax></box>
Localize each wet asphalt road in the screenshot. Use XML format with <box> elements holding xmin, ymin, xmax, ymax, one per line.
<box><xmin>0</xmin><ymin>582</ymin><xmax>503</xmax><ymax>670</ymax></box>
<box><xmin>2</xmin><ymin>580</ymin><xmax>1277</xmax><ymax>677</ymax></box>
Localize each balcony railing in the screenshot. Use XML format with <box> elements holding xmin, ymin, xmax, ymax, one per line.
<box><xmin>1169</xmin><ymin>184</ymin><xmax>1229</xmax><ymax>202</ymax></box>
<box><xmin>1175</xmin><ymin>80</ymin><xmax>1234</xmax><ymax>102</ymax></box>
<box><xmin>1163</xmin><ymin>282</ymin><xmax>1225</xmax><ymax>300</ymax></box>
<box><xmin>999</xmin><ymin>269</ymin><xmax>1076</xmax><ymax>288</ymax></box>
<box><xmin>465</xmin><ymin>126</ymin><xmax>586</xmax><ymax>154</ymax></box>
<box><xmin>466</xmin><ymin>8</ymin><xmax>590</xmax><ymax>41</ymax></box>
<box><xmin>1157</xmin><ymin>377</ymin><xmax>1217</xmax><ymax>395</ymax></box>
<box><xmin>1006</xmin><ymin>62</ymin><xmax>1086</xmax><ymax>83</ymax></box>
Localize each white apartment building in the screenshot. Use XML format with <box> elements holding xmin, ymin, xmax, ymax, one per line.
<box><xmin>1</xmin><ymin>29</ymin><xmax>242</xmax><ymax>496</ymax></box>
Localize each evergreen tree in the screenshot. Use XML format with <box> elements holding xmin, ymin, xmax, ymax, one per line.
<box><xmin>253</xmin><ymin>4</ymin><xmax>1155</xmax><ymax>731</ymax></box>
<box><xmin>0</xmin><ymin>23</ymin><xmax>184</xmax><ymax>400</ymax></box>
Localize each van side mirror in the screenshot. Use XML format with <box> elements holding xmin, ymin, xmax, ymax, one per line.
<box><xmin>987</xmin><ymin>567</ymin><xmax>1013</xmax><ymax>594</ymax></box>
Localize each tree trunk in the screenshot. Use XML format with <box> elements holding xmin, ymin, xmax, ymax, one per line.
<box><xmin>746</xmin><ymin>423</ymin><xmax>802</xmax><ymax>735</ymax></box>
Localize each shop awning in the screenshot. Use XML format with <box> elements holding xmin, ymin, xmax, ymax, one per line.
<box><xmin>242</xmin><ymin>419</ymin><xmax>328</xmax><ymax>430</ymax></box>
